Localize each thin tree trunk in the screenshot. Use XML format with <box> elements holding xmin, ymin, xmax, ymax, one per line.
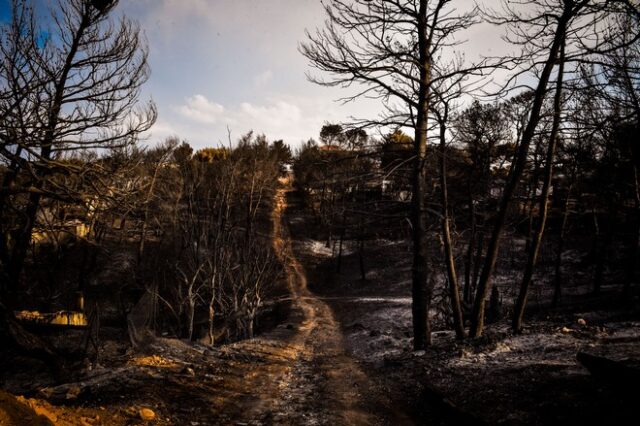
<box><xmin>138</xmin><ymin>155</ymin><xmax>166</xmax><ymax>264</ymax></box>
<box><xmin>513</xmin><ymin>40</ymin><xmax>565</xmax><ymax>333</ymax></box>
<box><xmin>470</xmin><ymin>11</ymin><xmax>571</xmax><ymax>338</ymax></box>
<box><xmin>525</xmin><ymin>156</ymin><xmax>542</xmax><ymax>254</ymax></box>
<box><xmin>187</xmin><ymin>297</ymin><xmax>195</xmax><ymax>341</ymax></box>
<box><xmin>552</xmin><ymin>183</ymin><xmax>572</xmax><ymax>308</ymax></box>
<box><xmin>464</xmin><ymin>189</ymin><xmax>476</xmax><ymax>303</ymax></box>
<box><xmin>208</xmin><ymin>295</ymin><xmax>215</xmax><ymax>346</ymax></box>
<box><xmin>438</xmin><ymin>113</ymin><xmax>465</xmax><ymax>339</ymax></box>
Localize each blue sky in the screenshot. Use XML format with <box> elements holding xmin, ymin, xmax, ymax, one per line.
<box><xmin>1</xmin><ymin>0</ymin><xmax>509</xmax><ymax>150</ymax></box>
<box><xmin>0</xmin><ymin>3</ymin><xmax>8</xmax><ymax>22</ymax></box>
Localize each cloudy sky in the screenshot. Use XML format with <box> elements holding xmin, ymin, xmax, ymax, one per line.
<box><xmin>120</xmin><ymin>0</ymin><xmax>383</xmax><ymax>149</ymax></box>
<box><xmin>1</xmin><ymin>0</ymin><xmax>509</xmax><ymax>150</ymax></box>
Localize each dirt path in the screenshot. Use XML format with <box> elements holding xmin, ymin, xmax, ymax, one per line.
<box><xmin>264</xmin><ymin>186</ymin><xmax>406</xmax><ymax>425</ymax></box>
<box><xmin>150</xmin><ymin>184</ymin><xmax>411</xmax><ymax>425</ymax></box>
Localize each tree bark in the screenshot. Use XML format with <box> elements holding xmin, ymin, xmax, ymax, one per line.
<box><xmin>409</xmin><ymin>0</ymin><xmax>434</xmax><ymax>349</ymax></box>
<box><xmin>336</xmin><ymin>217</ymin><xmax>346</xmax><ymax>273</ymax></box>
<box><xmin>411</xmin><ymin>0</ymin><xmax>432</xmax><ymax>350</ymax></box>
<box><xmin>438</xmin><ymin>114</ymin><xmax>465</xmax><ymax>339</ymax></box>
<box><xmin>359</xmin><ymin>234</ymin><xmax>366</xmax><ymax>281</ymax></box>
<box><xmin>464</xmin><ymin>189</ymin><xmax>476</xmax><ymax>304</ymax></box>
<box><xmin>513</xmin><ymin>40</ymin><xmax>566</xmax><ymax>333</ymax></box>
<box><xmin>470</xmin><ymin>9</ymin><xmax>571</xmax><ymax>338</ymax></box>
<box><xmin>594</xmin><ymin>208</ymin><xmax>614</xmax><ymax>295</ymax></box>
<box><xmin>472</xmin><ymin>232</ymin><xmax>484</xmax><ymax>297</ymax></box>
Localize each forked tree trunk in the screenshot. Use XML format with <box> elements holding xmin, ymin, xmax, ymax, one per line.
<box><xmin>470</xmin><ymin>9</ymin><xmax>572</xmax><ymax>338</ymax></box>
<box><xmin>513</xmin><ymin>40</ymin><xmax>566</xmax><ymax>333</ymax></box>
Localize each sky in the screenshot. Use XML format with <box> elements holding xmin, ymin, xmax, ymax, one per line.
<box><xmin>120</xmin><ymin>0</ymin><xmax>384</xmax><ymax>150</ymax></box>
<box><xmin>0</xmin><ymin>0</ymin><xmax>511</xmax><ymax>150</ymax></box>
<box><xmin>0</xmin><ymin>0</ymin><xmax>353</xmax><ymax>148</ymax></box>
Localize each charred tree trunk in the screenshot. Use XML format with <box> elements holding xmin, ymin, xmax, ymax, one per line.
<box><xmin>138</xmin><ymin>155</ymin><xmax>166</xmax><ymax>265</ymax></box>
<box><xmin>470</xmin><ymin>10</ymin><xmax>571</xmax><ymax>338</ymax></box>
<box><xmin>0</xmin><ymin>146</ymin><xmax>24</xmax><ymax>294</ymax></box>
<box><xmin>438</xmin><ymin>112</ymin><xmax>465</xmax><ymax>339</ymax></box>
<box><xmin>472</xmin><ymin>232</ymin><xmax>484</xmax><ymax>297</ymax></box>
<box><xmin>411</xmin><ymin>0</ymin><xmax>432</xmax><ymax>349</ymax></box>
<box><xmin>513</xmin><ymin>40</ymin><xmax>565</xmax><ymax>333</ymax></box>
<box><xmin>336</xmin><ymin>217</ymin><xmax>346</xmax><ymax>273</ymax></box>
<box><xmin>464</xmin><ymin>189</ymin><xmax>476</xmax><ymax>304</ymax></box>
<box><xmin>208</xmin><ymin>296</ymin><xmax>216</xmax><ymax>346</ymax></box>
<box><xmin>358</xmin><ymin>233</ymin><xmax>366</xmax><ymax>281</ymax></box>
<box><xmin>525</xmin><ymin>153</ymin><xmax>543</xmax><ymax>254</ymax></box>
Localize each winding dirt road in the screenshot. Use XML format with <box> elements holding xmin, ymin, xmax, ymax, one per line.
<box><xmin>212</xmin><ymin>185</ymin><xmax>412</xmax><ymax>425</ymax></box>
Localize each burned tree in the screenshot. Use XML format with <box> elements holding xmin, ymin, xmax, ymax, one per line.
<box><xmin>0</xmin><ymin>0</ymin><xmax>156</xmax><ymax>297</ymax></box>
<box><xmin>302</xmin><ymin>0</ymin><xmax>487</xmax><ymax>349</ymax></box>
<box><xmin>469</xmin><ymin>0</ymin><xmax>635</xmax><ymax>337</ymax></box>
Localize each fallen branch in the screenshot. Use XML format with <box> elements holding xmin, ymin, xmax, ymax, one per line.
<box><xmin>39</xmin><ymin>366</ymin><xmax>141</xmax><ymax>403</ymax></box>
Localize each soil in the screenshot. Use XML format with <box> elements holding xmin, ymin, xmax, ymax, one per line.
<box><xmin>1</xmin><ymin>185</ymin><xmax>639</xmax><ymax>425</ymax></box>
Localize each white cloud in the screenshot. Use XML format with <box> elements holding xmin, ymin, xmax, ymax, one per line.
<box><xmin>177</xmin><ymin>95</ymin><xmax>303</xmax><ymax>131</ymax></box>
<box><xmin>163</xmin><ymin>94</ymin><xmax>331</xmax><ymax>148</ymax></box>
<box><xmin>240</xmin><ymin>100</ymin><xmax>301</xmax><ymax>128</ymax></box>
<box><xmin>177</xmin><ymin>95</ymin><xmax>225</xmax><ymax>124</ymax></box>
<box><xmin>146</xmin><ymin>120</ymin><xmax>177</xmax><ymax>141</ymax></box>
